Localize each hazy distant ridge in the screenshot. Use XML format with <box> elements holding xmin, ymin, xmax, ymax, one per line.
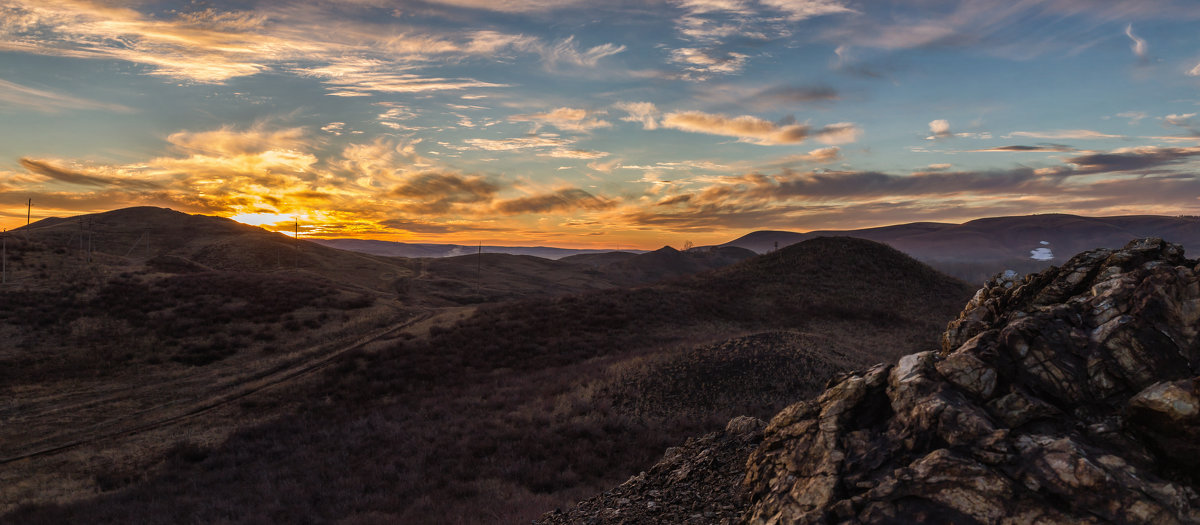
<box><xmin>311</xmin><ymin>238</ymin><xmax>644</xmax><ymax>260</ymax></box>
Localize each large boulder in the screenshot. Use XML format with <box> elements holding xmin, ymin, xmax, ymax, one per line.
<box><xmin>743</xmin><ymin>239</ymin><xmax>1200</xmax><ymax>524</ymax></box>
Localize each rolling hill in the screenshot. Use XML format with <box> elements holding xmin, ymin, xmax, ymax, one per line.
<box><xmin>2</xmin><ymin>236</ymin><xmax>975</xmax><ymax>524</ymax></box>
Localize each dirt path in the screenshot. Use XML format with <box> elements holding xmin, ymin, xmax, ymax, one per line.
<box><xmin>0</xmin><ymin>309</ymin><xmax>431</xmax><ymax>466</ymax></box>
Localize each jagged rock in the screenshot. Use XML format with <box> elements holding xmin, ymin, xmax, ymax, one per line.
<box><xmin>535</xmin><ymin>417</ymin><xmax>765</xmax><ymax>525</ymax></box>
<box><xmin>742</xmin><ymin>239</ymin><xmax>1200</xmax><ymax>524</ymax></box>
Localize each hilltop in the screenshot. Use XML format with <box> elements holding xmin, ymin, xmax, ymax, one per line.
<box><xmin>12</xmin><ymin>206</ymin><xmax>411</xmax><ymax>293</ymax></box>
<box><xmin>3</xmin><ymin>236</ymin><xmax>974</xmax><ymax>524</ymax></box>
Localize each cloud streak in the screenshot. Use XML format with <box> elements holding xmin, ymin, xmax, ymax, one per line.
<box><xmin>661</xmin><ymin>110</ymin><xmax>860</xmax><ymax>146</ymax></box>
<box><xmin>0</xmin><ymin>78</ymin><xmax>131</xmax><ymax>113</ymax></box>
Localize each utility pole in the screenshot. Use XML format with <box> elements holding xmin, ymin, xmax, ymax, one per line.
<box><xmin>2</xmin><ymin>228</ymin><xmax>7</xmax><ymax>285</ymax></box>
<box><xmin>26</xmin><ymin>198</ymin><xmax>31</xmax><ymax>226</ymax></box>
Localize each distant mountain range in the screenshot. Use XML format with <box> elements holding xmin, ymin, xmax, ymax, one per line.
<box><xmin>718</xmin><ymin>214</ymin><xmax>1200</xmax><ymax>283</ymax></box>
<box><xmin>310</xmin><ymin>238</ymin><xmax>644</xmax><ymax>260</ymax></box>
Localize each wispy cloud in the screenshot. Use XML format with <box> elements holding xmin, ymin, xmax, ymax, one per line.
<box><xmin>614</xmin><ymin>101</ymin><xmax>661</xmax><ymax>130</ymax></box>
<box><xmin>1008</xmin><ymin>129</ymin><xmax>1124</xmax><ymax>140</ymax></box>
<box><xmin>670</xmin><ymin>48</ymin><xmax>749</xmax><ymax>78</ymax></box>
<box><xmin>1125</xmin><ymin>23</ymin><xmax>1149</xmax><ymax>63</ymax></box>
<box><xmin>661</xmin><ymin>110</ymin><xmax>859</xmax><ymax>146</ymax></box>
<box><xmin>493</xmin><ymin>188</ymin><xmax>615</xmax><ymax>214</ymax></box>
<box><xmin>464</xmin><ymin>136</ymin><xmax>570</xmax><ymax>151</ymax></box>
<box><xmin>0</xmin><ymin>78</ymin><xmax>131</xmax><ymax>113</ymax></box>
<box><xmin>509</xmin><ymin>107</ymin><xmax>612</xmax><ymax>132</ymax></box>
<box><xmin>19</xmin><ymin>158</ymin><xmax>159</xmax><ymax>190</ymax></box>
<box><xmin>663</xmin><ymin>111</ymin><xmax>809</xmax><ymax>145</ymax></box>
<box><xmin>0</xmin><ymin>0</ymin><xmax>609</xmax><ymax>98</ymax></box>
<box><xmin>296</xmin><ymin>58</ymin><xmax>507</xmax><ymax>96</ymax></box>
<box><xmin>537</xmin><ymin>36</ymin><xmax>625</xmax><ymax>68</ymax></box>
<box><xmin>971</xmin><ymin>144</ymin><xmax>1075</xmax><ymax>153</ymax></box>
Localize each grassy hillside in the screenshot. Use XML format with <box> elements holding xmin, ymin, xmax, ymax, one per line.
<box><xmin>3</xmin><ymin>236</ymin><xmax>975</xmax><ymax>524</ymax></box>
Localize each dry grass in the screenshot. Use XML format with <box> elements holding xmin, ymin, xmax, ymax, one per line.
<box><xmin>1</xmin><ymin>236</ymin><xmax>977</xmax><ymax>524</ymax></box>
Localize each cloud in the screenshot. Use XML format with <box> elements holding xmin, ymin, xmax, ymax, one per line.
<box><xmin>759</xmin><ymin>147</ymin><xmax>842</xmax><ymax>169</ymax></box>
<box><xmin>509</xmin><ymin>107</ymin><xmax>612</xmax><ymax>132</ymax></box>
<box><xmin>297</xmin><ymin>58</ymin><xmax>507</xmax><ymax>96</ymax></box>
<box><xmin>813</xmin><ymin>122</ymin><xmax>862</xmax><ymax>145</ymax></box>
<box><xmin>538</xmin><ymin>36</ymin><xmax>625</xmax><ymax>68</ymax></box>
<box><xmin>380</xmin><ymin>218</ymin><xmax>500</xmax><ymax>234</ymax></box>
<box><xmin>928</xmin><ymin>119</ymin><xmax>952</xmax><ymax>139</ymax></box>
<box><xmin>0</xmin><ymin>0</ymin><xmax>555</xmax><ymax>98</ymax></box>
<box><xmin>670</xmin><ymin>47</ymin><xmax>749</xmax><ymax>77</ymax></box>
<box><xmin>1164</xmin><ymin>113</ymin><xmax>1197</xmax><ymax>128</ymax></box>
<box><xmin>539</xmin><ymin>148</ymin><xmax>609</xmax><ymax>159</ymax></box>
<box><xmin>662</xmin><ymin>111</ymin><xmax>810</xmax><ymax>145</ymax></box>
<box><xmin>166</xmin><ymin>124</ymin><xmax>312</xmax><ymax>156</ymax></box>
<box><xmin>757</xmin><ymin>0</ymin><xmax>856</xmax><ymax>21</ymax></box>
<box><xmin>1116</xmin><ymin>111</ymin><xmax>1148</xmax><ymax>125</ymax></box>
<box><xmin>971</xmin><ymin>144</ymin><xmax>1075</xmax><ymax>152</ymax></box>
<box><xmin>387</xmin><ymin>172</ymin><xmax>501</xmax><ymax>214</ymax></box>
<box><xmin>1008</xmin><ymin>129</ymin><xmax>1124</xmax><ymax>140</ymax></box>
<box><xmin>493</xmin><ymin>188</ymin><xmax>615</xmax><ymax>214</ymax></box>
<box><xmin>587</xmin><ymin>158</ymin><xmax>623</xmax><ymax>172</ymax></box>
<box><xmin>464</xmin><ymin>136</ymin><xmax>569</xmax><ymax>151</ymax></box>
<box><xmin>1065</xmin><ymin>146</ymin><xmax>1200</xmax><ymax>173</ymax></box>
<box><xmin>752</xmin><ymin>84</ymin><xmax>839</xmax><ymax>105</ymax></box>
<box><xmin>19</xmin><ymin>158</ymin><xmax>160</xmax><ymax>190</ymax></box>
<box><xmin>421</xmin><ymin>0</ymin><xmax>587</xmax><ymax>14</ymax></box>
<box><xmin>1189</xmin><ymin>62</ymin><xmax>1200</xmax><ymax>77</ymax></box>
<box><xmin>321</xmin><ymin>122</ymin><xmax>346</xmax><ymax>135</ymax></box>
<box><xmin>614</xmin><ymin>101</ymin><xmax>661</xmax><ymax>130</ymax></box>
<box><xmin>1125</xmin><ymin>24</ymin><xmax>1149</xmax><ymax>63</ymax></box>
<box><xmin>0</xmin><ymin>78</ymin><xmax>132</xmax><ymax>113</ymax></box>
<box><xmin>797</xmin><ymin>146</ymin><xmax>842</xmax><ymax>163</ymax></box>
<box><xmin>817</xmin><ymin>1</ymin><xmax>1192</xmax><ymax>61</ymax></box>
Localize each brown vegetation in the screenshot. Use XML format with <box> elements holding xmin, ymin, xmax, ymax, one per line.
<box><xmin>2</xmin><ymin>234</ymin><xmax>975</xmax><ymax>524</ymax></box>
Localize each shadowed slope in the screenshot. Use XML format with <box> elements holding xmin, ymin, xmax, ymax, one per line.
<box><xmin>2</xmin><ymin>237</ymin><xmax>974</xmax><ymax>525</ymax></box>
<box><xmin>539</xmin><ymin>238</ymin><xmax>1200</xmax><ymax>524</ymax></box>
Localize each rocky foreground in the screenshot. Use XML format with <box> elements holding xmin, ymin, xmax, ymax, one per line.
<box><xmin>538</xmin><ymin>238</ymin><xmax>1200</xmax><ymax>524</ymax></box>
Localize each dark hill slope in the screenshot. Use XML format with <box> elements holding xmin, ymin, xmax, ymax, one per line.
<box><xmin>16</xmin><ymin>206</ymin><xmax>411</xmax><ymax>293</ymax></box>
<box><xmin>2</xmin><ymin>237</ymin><xmax>975</xmax><ymax>524</ymax></box>
<box><xmin>598</xmin><ymin>245</ymin><xmax>757</xmax><ymax>284</ymax></box>
<box><xmin>539</xmin><ymin>238</ymin><xmax>1200</xmax><ymax>524</ymax></box>
<box><xmin>404</xmin><ymin>246</ymin><xmax>758</xmax><ymax>306</ymax></box>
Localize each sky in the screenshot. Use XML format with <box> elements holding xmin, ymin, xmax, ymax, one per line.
<box><xmin>2</xmin><ymin>0</ymin><xmax>1200</xmax><ymax>249</ymax></box>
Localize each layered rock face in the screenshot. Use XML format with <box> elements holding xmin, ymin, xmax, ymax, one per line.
<box><xmin>743</xmin><ymin>239</ymin><xmax>1200</xmax><ymax>524</ymax></box>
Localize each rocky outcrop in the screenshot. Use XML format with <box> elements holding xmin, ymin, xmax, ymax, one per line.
<box><xmin>537</xmin><ymin>416</ymin><xmax>765</xmax><ymax>525</ymax></box>
<box><xmin>743</xmin><ymin>238</ymin><xmax>1200</xmax><ymax>524</ymax></box>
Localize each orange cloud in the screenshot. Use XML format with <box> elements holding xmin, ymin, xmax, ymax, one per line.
<box><xmin>662</xmin><ymin>111</ymin><xmax>811</xmax><ymax>145</ymax></box>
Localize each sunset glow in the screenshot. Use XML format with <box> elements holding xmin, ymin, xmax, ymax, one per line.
<box><xmin>3</xmin><ymin>1</ymin><xmax>1200</xmax><ymax>248</ymax></box>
